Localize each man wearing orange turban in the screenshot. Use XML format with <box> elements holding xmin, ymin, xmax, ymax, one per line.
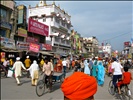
<box><xmin>61</xmin><ymin>72</ymin><xmax>97</xmax><ymax>100</ymax></box>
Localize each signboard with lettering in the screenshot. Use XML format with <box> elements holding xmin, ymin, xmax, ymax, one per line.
<box><xmin>28</xmin><ymin>18</ymin><xmax>49</xmax><ymax>36</ymax></box>
<box><xmin>29</xmin><ymin>43</ymin><xmax>40</xmax><ymax>53</ymax></box>
<box><xmin>18</xmin><ymin>28</ymin><xmax>27</xmax><ymax>37</ymax></box>
<box><xmin>16</xmin><ymin>41</ymin><xmax>29</xmax><ymax>50</ymax></box>
<box><xmin>40</xmin><ymin>44</ymin><xmax>52</xmax><ymax>51</ymax></box>
<box><xmin>0</xmin><ymin>37</ymin><xmax>15</xmax><ymax>49</ymax></box>
<box><xmin>26</xmin><ymin>36</ymin><xmax>38</xmax><ymax>43</ymax></box>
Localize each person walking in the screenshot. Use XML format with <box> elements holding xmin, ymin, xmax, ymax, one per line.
<box><xmin>84</xmin><ymin>59</ymin><xmax>90</xmax><ymax>75</ymax></box>
<box><xmin>97</xmin><ymin>61</ymin><xmax>105</xmax><ymax>86</ymax></box>
<box><xmin>24</xmin><ymin>56</ymin><xmax>31</xmax><ymax>78</ymax></box>
<box><xmin>92</xmin><ymin>60</ymin><xmax>98</xmax><ymax>78</ymax></box>
<box><xmin>27</xmin><ymin>60</ymin><xmax>39</xmax><ymax>86</ymax></box>
<box><xmin>62</xmin><ymin>58</ymin><xmax>68</xmax><ymax>78</ymax></box>
<box><xmin>61</xmin><ymin>72</ymin><xmax>97</xmax><ymax>100</ymax></box>
<box><xmin>12</xmin><ymin>57</ymin><xmax>27</xmax><ymax>85</ymax></box>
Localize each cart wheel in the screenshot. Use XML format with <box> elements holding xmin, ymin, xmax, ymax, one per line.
<box><xmin>36</xmin><ymin>80</ymin><xmax>45</xmax><ymax>97</ymax></box>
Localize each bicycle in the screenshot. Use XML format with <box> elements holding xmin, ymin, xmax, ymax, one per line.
<box><xmin>108</xmin><ymin>76</ymin><xmax>115</xmax><ymax>95</ymax></box>
<box><xmin>36</xmin><ymin>72</ymin><xmax>64</xmax><ymax>97</ymax></box>
<box><xmin>108</xmin><ymin>76</ymin><xmax>132</xmax><ymax>100</ymax></box>
<box><xmin>118</xmin><ymin>84</ymin><xmax>131</xmax><ymax>100</ymax></box>
<box><xmin>0</xmin><ymin>64</ymin><xmax>7</xmax><ymax>78</ymax></box>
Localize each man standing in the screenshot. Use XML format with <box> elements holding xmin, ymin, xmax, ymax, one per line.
<box><xmin>24</xmin><ymin>56</ymin><xmax>31</xmax><ymax>78</ymax></box>
<box><xmin>62</xmin><ymin>58</ymin><xmax>68</xmax><ymax>78</ymax></box>
<box><xmin>112</xmin><ymin>57</ymin><xmax>123</xmax><ymax>89</ymax></box>
<box><xmin>12</xmin><ymin>57</ymin><xmax>27</xmax><ymax>85</ymax></box>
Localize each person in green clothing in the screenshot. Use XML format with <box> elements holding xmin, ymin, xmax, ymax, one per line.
<box><xmin>92</xmin><ymin>60</ymin><xmax>98</xmax><ymax>79</ymax></box>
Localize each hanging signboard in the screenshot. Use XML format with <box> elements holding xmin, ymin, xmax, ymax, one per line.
<box><xmin>16</xmin><ymin>41</ymin><xmax>29</xmax><ymax>50</ymax></box>
<box><xmin>0</xmin><ymin>37</ymin><xmax>15</xmax><ymax>49</ymax></box>
<box><xmin>29</xmin><ymin>43</ymin><xmax>40</xmax><ymax>53</ymax></box>
<box><xmin>40</xmin><ymin>44</ymin><xmax>52</xmax><ymax>51</ymax></box>
<box><xmin>28</xmin><ymin>18</ymin><xmax>49</xmax><ymax>37</ymax></box>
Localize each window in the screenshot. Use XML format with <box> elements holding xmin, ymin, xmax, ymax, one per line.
<box><xmin>55</xmin><ymin>17</ymin><xmax>60</xmax><ymax>23</ymax></box>
<box><xmin>62</xmin><ymin>21</ymin><xmax>65</xmax><ymax>27</ymax></box>
<box><xmin>1</xmin><ymin>8</ymin><xmax>7</xmax><ymax>21</ymax></box>
<box><xmin>43</xmin><ymin>18</ymin><xmax>46</xmax><ymax>22</ymax></box>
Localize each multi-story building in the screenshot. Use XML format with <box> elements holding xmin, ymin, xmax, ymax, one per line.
<box><xmin>1</xmin><ymin>0</ymin><xmax>15</xmax><ymax>38</ymax></box>
<box><xmin>28</xmin><ymin>0</ymin><xmax>72</xmax><ymax>55</ymax></box>
<box><xmin>102</xmin><ymin>43</ymin><xmax>112</xmax><ymax>57</ymax></box>
<box><xmin>83</xmin><ymin>36</ymin><xmax>99</xmax><ymax>57</ymax></box>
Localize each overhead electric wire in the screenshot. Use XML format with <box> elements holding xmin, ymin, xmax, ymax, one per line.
<box><xmin>101</xmin><ymin>31</ymin><xmax>131</xmax><ymax>42</ymax></box>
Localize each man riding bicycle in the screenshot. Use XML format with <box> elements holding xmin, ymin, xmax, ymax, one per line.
<box><xmin>43</xmin><ymin>57</ymin><xmax>54</xmax><ymax>93</ymax></box>
<box><xmin>111</xmin><ymin>57</ymin><xmax>123</xmax><ymax>91</ymax></box>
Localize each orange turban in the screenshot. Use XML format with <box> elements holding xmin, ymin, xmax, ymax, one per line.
<box><xmin>61</xmin><ymin>72</ymin><xmax>97</xmax><ymax>100</ymax></box>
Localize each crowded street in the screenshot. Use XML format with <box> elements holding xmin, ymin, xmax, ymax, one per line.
<box><xmin>1</xmin><ymin>1</ymin><xmax>133</xmax><ymax>100</ymax></box>
<box><xmin>1</xmin><ymin>69</ymin><xmax>133</xmax><ymax>100</ymax></box>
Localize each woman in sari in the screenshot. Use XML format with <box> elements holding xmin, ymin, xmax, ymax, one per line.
<box><xmin>54</xmin><ymin>58</ymin><xmax>63</xmax><ymax>73</ymax></box>
<box><xmin>92</xmin><ymin>60</ymin><xmax>98</xmax><ymax>78</ymax></box>
<box><xmin>84</xmin><ymin>59</ymin><xmax>90</xmax><ymax>75</ymax></box>
<box><xmin>97</xmin><ymin>61</ymin><xmax>105</xmax><ymax>86</ymax></box>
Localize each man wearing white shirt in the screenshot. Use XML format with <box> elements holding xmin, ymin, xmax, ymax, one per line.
<box><xmin>112</xmin><ymin>57</ymin><xmax>123</xmax><ymax>88</ymax></box>
<box><xmin>62</xmin><ymin>58</ymin><xmax>68</xmax><ymax>78</ymax></box>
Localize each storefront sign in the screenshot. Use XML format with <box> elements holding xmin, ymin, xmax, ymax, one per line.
<box><xmin>18</xmin><ymin>9</ymin><xmax>23</xmax><ymax>24</ymax></box>
<box><xmin>0</xmin><ymin>52</ymin><xmax>5</xmax><ymax>62</ymax></box>
<box><xmin>18</xmin><ymin>28</ymin><xmax>27</xmax><ymax>37</ymax></box>
<box><xmin>0</xmin><ymin>21</ymin><xmax>12</xmax><ymax>29</ymax></box>
<box><xmin>26</xmin><ymin>36</ymin><xmax>38</xmax><ymax>43</ymax></box>
<box><xmin>0</xmin><ymin>37</ymin><xmax>15</xmax><ymax>49</ymax></box>
<box><xmin>16</xmin><ymin>41</ymin><xmax>29</xmax><ymax>50</ymax></box>
<box><xmin>28</xmin><ymin>18</ymin><xmax>49</xmax><ymax>37</ymax></box>
<box><xmin>40</xmin><ymin>44</ymin><xmax>52</xmax><ymax>51</ymax></box>
<box><xmin>29</xmin><ymin>43</ymin><xmax>40</xmax><ymax>53</ymax></box>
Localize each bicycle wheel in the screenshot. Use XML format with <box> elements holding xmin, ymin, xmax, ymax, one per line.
<box><xmin>121</xmin><ymin>86</ymin><xmax>131</xmax><ymax>100</ymax></box>
<box><xmin>108</xmin><ymin>80</ymin><xmax>115</xmax><ymax>95</ymax></box>
<box><xmin>36</xmin><ymin>80</ymin><xmax>45</xmax><ymax>97</ymax></box>
<box><xmin>0</xmin><ymin>71</ymin><xmax>6</xmax><ymax>78</ymax></box>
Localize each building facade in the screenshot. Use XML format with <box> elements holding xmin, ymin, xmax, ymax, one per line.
<box><xmin>28</xmin><ymin>0</ymin><xmax>72</xmax><ymax>55</ymax></box>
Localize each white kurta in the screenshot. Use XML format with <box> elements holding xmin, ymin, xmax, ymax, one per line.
<box><xmin>12</xmin><ymin>61</ymin><xmax>26</xmax><ymax>77</ymax></box>
<box><xmin>27</xmin><ymin>61</ymin><xmax>39</xmax><ymax>79</ymax></box>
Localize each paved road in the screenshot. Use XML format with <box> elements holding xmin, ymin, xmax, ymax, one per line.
<box><xmin>1</xmin><ymin>69</ymin><xmax>133</xmax><ymax>100</ymax></box>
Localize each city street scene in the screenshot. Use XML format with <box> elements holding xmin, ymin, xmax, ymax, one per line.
<box><xmin>1</xmin><ymin>0</ymin><xmax>133</xmax><ymax>100</ymax></box>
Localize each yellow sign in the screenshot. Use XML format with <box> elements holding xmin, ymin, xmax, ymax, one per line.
<box><xmin>18</xmin><ymin>28</ymin><xmax>27</xmax><ymax>37</ymax></box>
<box><xmin>17</xmin><ymin>5</ymin><xmax>24</xmax><ymax>10</ymax></box>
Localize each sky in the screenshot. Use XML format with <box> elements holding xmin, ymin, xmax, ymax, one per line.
<box><xmin>15</xmin><ymin>1</ymin><xmax>133</xmax><ymax>52</ymax></box>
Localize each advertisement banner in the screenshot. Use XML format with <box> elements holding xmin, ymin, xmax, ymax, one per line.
<box><xmin>40</xmin><ymin>44</ymin><xmax>52</xmax><ymax>51</ymax></box>
<box><xmin>26</xmin><ymin>36</ymin><xmax>38</xmax><ymax>43</ymax></box>
<box><xmin>18</xmin><ymin>9</ymin><xmax>23</xmax><ymax>24</ymax></box>
<box><xmin>18</xmin><ymin>28</ymin><xmax>27</xmax><ymax>37</ymax></box>
<box><xmin>0</xmin><ymin>21</ymin><xmax>12</xmax><ymax>29</ymax></box>
<box><xmin>29</xmin><ymin>43</ymin><xmax>40</xmax><ymax>53</ymax></box>
<box><xmin>124</xmin><ymin>41</ymin><xmax>131</xmax><ymax>47</ymax></box>
<box><xmin>0</xmin><ymin>37</ymin><xmax>15</xmax><ymax>49</ymax></box>
<box><xmin>0</xmin><ymin>52</ymin><xmax>5</xmax><ymax>62</ymax></box>
<box><xmin>28</xmin><ymin>18</ymin><xmax>49</xmax><ymax>37</ymax></box>
<box><xmin>16</xmin><ymin>41</ymin><xmax>29</xmax><ymax>50</ymax></box>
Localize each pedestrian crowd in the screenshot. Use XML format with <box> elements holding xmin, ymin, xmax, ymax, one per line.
<box><xmin>1</xmin><ymin>54</ymin><xmax>133</xmax><ymax>99</ymax></box>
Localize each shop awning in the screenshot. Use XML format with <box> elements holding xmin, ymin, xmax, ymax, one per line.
<box><xmin>39</xmin><ymin>51</ymin><xmax>53</xmax><ymax>56</ymax></box>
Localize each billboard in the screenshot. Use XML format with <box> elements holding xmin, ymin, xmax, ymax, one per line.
<box><xmin>29</xmin><ymin>43</ymin><xmax>40</xmax><ymax>53</ymax></box>
<box><xmin>28</xmin><ymin>18</ymin><xmax>49</xmax><ymax>37</ymax></box>
<box><xmin>18</xmin><ymin>9</ymin><xmax>23</xmax><ymax>24</ymax></box>
<box><xmin>18</xmin><ymin>28</ymin><xmax>27</xmax><ymax>37</ymax></box>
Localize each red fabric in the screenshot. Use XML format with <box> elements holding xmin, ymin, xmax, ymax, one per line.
<box><xmin>61</xmin><ymin>72</ymin><xmax>97</xmax><ymax>100</ymax></box>
<box><xmin>117</xmin><ymin>72</ymin><xmax>131</xmax><ymax>87</ymax></box>
<box><xmin>123</xmin><ymin>72</ymin><xmax>131</xmax><ymax>84</ymax></box>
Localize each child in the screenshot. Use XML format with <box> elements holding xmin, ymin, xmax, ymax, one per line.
<box><xmin>117</xmin><ymin>67</ymin><xmax>132</xmax><ymax>94</ymax></box>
